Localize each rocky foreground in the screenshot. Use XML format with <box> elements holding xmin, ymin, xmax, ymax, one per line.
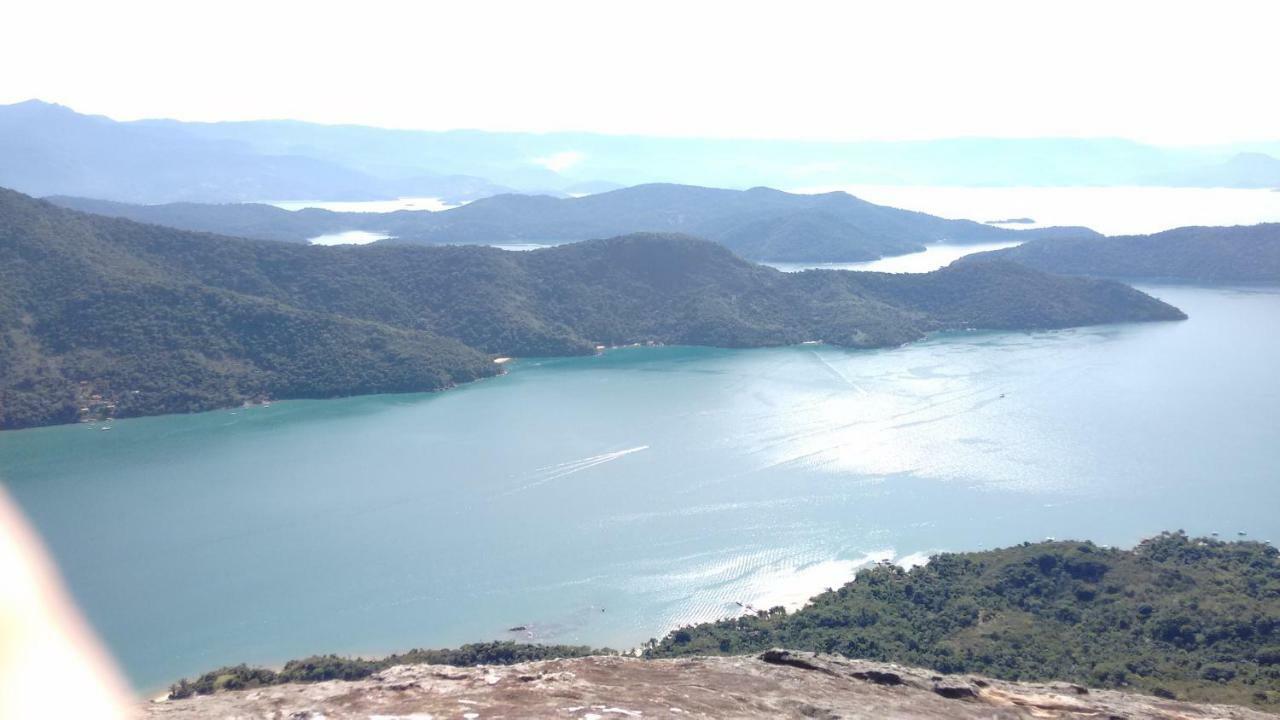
<box><xmin>144</xmin><ymin>650</ymin><xmax>1271</xmax><ymax>719</ymax></box>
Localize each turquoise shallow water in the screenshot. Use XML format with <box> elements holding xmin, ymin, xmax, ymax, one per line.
<box><xmin>2</xmin><ymin>284</ymin><xmax>1278</xmax><ymax>691</ymax></box>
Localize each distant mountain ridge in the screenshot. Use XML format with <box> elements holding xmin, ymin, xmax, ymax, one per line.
<box><xmin>124</xmin><ymin>114</ymin><xmax>1280</xmax><ymax>189</ymax></box>
<box><xmin>1156</xmin><ymin>152</ymin><xmax>1280</xmax><ymax>188</ymax></box>
<box><xmin>962</xmin><ymin>224</ymin><xmax>1280</xmax><ymax>283</ymax></box>
<box><xmin>0</xmin><ymin>100</ymin><xmax>513</xmax><ymax>203</ymax></box>
<box><xmin>47</xmin><ymin>184</ymin><xmax>1099</xmax><ymax>262</ymax></box>
<box><xmin>0</xmin><ymin>187</ymin><xmax>1182</xmax><ymax>429</ymax></box>
<box><xmin>410</xmin><ymin>184</ymin><xmax>1082</xmax><ymax>260</ymax></box>
<box><xmin>5</xmin><ymin>100</ymin><xmax>1280</xmax><ymax>205</ymax></box>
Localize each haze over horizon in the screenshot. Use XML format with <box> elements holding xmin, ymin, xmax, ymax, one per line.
<box><xmin>4</xmin><ymin>0</ymin><xmax>1279</xmax><ymax>145</ymax></box>
<box><xmin>5</xmin><ymin>2</ymin><xmax>1280</xmax><ymax>717</ymax></box>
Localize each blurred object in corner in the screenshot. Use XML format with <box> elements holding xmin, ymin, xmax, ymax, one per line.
<box><xmin>0</xmin><ymin>487</ymin><xmax>132</xmax><ymax>719</ymax></box>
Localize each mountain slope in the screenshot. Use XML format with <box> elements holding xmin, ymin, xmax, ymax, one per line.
<box><xmin>0</xmin><ymin>188</ymin><xmax>1183</xmax><ymax>429</ymax></box>
<box><xmin>45</xmin><ymin>196</ymin><xmax>340</xmax><ymax>243</ymax></box>
<box><xmin>0</xmin><ymin>190</ymin><xmax>497</xmax><ymax>428</ymax></box>
<box><xmin>49</xmin><ymin>183</ymin><xmax>1100</xmax><ymax>262</ymax></box>
<box><xmin>961</xmin><ymin>224</ymin><xmax>1280</xmax><ymax>283</ymax></box>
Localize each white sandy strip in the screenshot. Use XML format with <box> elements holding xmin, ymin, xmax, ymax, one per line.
<box><xmin>745</xmin><ymin>549</ymin><xmax>938</xmax><ymax>612</ymax></box>
<box><xmin>895</xmin><ymin>550</ymin><xmax>935</xmax><ymax>569</ymax></box>
<box><xmin>504</xmin><ymin>446</ymin><xmax>650</xmax><ymax>494</ymax></box>
<box><xmin>306</xmin><ymin>230</ymin><xmax>391</xmax><ymax>246</ymax></box>
<box><xmin>745</xmin><ymin>551</ymin><xmax>888</xmax><ymax>611</ymax></box>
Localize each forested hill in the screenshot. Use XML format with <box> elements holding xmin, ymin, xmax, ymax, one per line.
<box><xmin>647</xmin><ymin>533</ymin><xmax>1280</xmax><ymax>709</ymax></box>
<box><xmin>45</xmin><ymin>195</ymin><xmax>349</xmax><ymax>243</ymax></box>
<box><xmin>961</xmin><ymin>223</ymin><xmax>1280</xmax><ymax>283</ymax></box>
<box><xmin>47</xmin><ymin>183</ymin><xmax>1099</xmax><ymax>262</ymax></box>
<box><xmin>403</xmin><ymin>184</ymin><xmax>1096</xmax><ymax>260</ymax></box>
<box><xmin>1</xmin><ymin>188</ymin><xmax>1181</xmax><ymax>429</ymax></box>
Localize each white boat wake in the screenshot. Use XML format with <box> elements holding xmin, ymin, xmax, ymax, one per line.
<box><xmin>504</xmin><ymin>445</ymin><xmax>650</xmax><ymax>494</ymax></box>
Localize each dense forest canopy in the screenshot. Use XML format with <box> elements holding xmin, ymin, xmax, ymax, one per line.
<box><xmin>0</xmin><ymin>188</ymin><xmax>1182</xmax><ymax>429</ymax></box>
<box><xmin>963</xmin><ymin>223</ymin><xmax>1280</xmax><ymax>283</ymax></box>
<box><xmin>48</xmin><ymin>183</ymin><xmax>1097</xmax><ymax>262</ymax></box>
<box><xmin>646</xmin><ymin>533</ymin><xmax>1280</xmax><ymax>708</ymax></box>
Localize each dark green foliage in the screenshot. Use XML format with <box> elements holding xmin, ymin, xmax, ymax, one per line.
<box><xmin>45</xmin><ymin>197</ymin><xmax>343</xmax><ymax>243</ymax></box>
<box><xmin>647</xmin><ymin>533</ymin><xmax>1280</xmax><ymax>708</ymax></box>
<box><xmin>965</xmin><ymin>223</ymin><xmax>1280</xmax><ymax>283</ymax></box>
<box><xmin>838</xmin><ymin>260</ymin><xmax>1187</xmax><ymax>331</ymax></box>
<box><xmin>0</xmin><ymin>189</ymin><xmax>496</xmax><ymax>429</ymax></box>
<box><xmin>49</xmin><ymin>183</ymin><xmax>1097</xmax><ymax>262</ymax></box>
<box><xmin>0</xmin><ymin>188</ymin><xmax>1183</xmax><ymax>429</ymax></box>
<box><xmin>167</xmin><ymin>642</ymin><xmax>603</xmax><ymax>699</ymax></box>
<box><xmin>167</xmin><ymin>664</ymin><xmax>278</xmax><ymax>699</ymax></box>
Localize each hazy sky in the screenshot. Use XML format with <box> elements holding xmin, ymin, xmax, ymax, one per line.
<box><xmin>4</xmin><ymin>0</ymin><xmax>1277</xmax><ymax>144</ymax></box>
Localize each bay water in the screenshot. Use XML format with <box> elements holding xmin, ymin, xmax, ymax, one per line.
<box><xmin>2</xmin><ymin>284</ymin><xmax>1277</xmax><ymax>690</ymax></box>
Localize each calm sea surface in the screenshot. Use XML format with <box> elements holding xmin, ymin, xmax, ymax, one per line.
<box><xmin>765</xmin><ymin>241</ymin><xmax>1024</xmax><ymax>273</ymax></box>
<box><xmin>2</xmin><ymin>284</ymin><xmax>1278</xmax><ymax>691</ymax></box>
<box><xmin>268</xmin><ymin>197</ymin><xmax>461</xmax><ymax>213</ymax></box>
<box><xmin>307</xmin><ymin>230</ymin><xmax>391</xmax><ymax>246</ymax></box>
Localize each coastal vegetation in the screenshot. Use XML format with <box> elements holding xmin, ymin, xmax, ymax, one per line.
<box><xmin>966</xmin><ymin>223</ymin><xmax>1280</xmax><ymax>283</ymax></box>
<box><xmin>0</xmin><ymin>188</ymin><xmax>1185</xmax><ymax>429</ymax></box>
<box><xmin>165</xmin><ymin>534</ymin><xmax>1280</xmax><ymax>710</ymax></box>
<box><xmin>167</xmin><ymin>642</ymin><xmax>605</xmax><ymax>699</ymax></box>
<box><xmin>646</xmin><ymin>533</ymin><xmax>1280</xmax><ymax>708</ymax></box>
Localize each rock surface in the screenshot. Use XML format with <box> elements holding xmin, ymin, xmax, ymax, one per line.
<box><xmin>143</xmin><ymin>650</ymin><xmax>1271</xmax><ymax>719</ymax></box>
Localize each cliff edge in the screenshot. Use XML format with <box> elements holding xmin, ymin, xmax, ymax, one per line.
<box><xmin>144</xmin><ymin>649</ymin><xmax>1271</xmax><ymax>719</ymax></box>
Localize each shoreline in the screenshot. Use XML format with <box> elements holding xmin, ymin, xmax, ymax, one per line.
<box><xmin>146</xmin><ymin>548</ymin><xmax>941</xmax><ymax>697</ymax></box>
<box><xmin>138</xmin><ymin>531</ymin><xmax>1255</xmax><ymax>698</ymax></box>
<box><xmin>1</xmin><ymin>295</ymin><xmax>1191</xmax><ymax>435</ymax></box>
